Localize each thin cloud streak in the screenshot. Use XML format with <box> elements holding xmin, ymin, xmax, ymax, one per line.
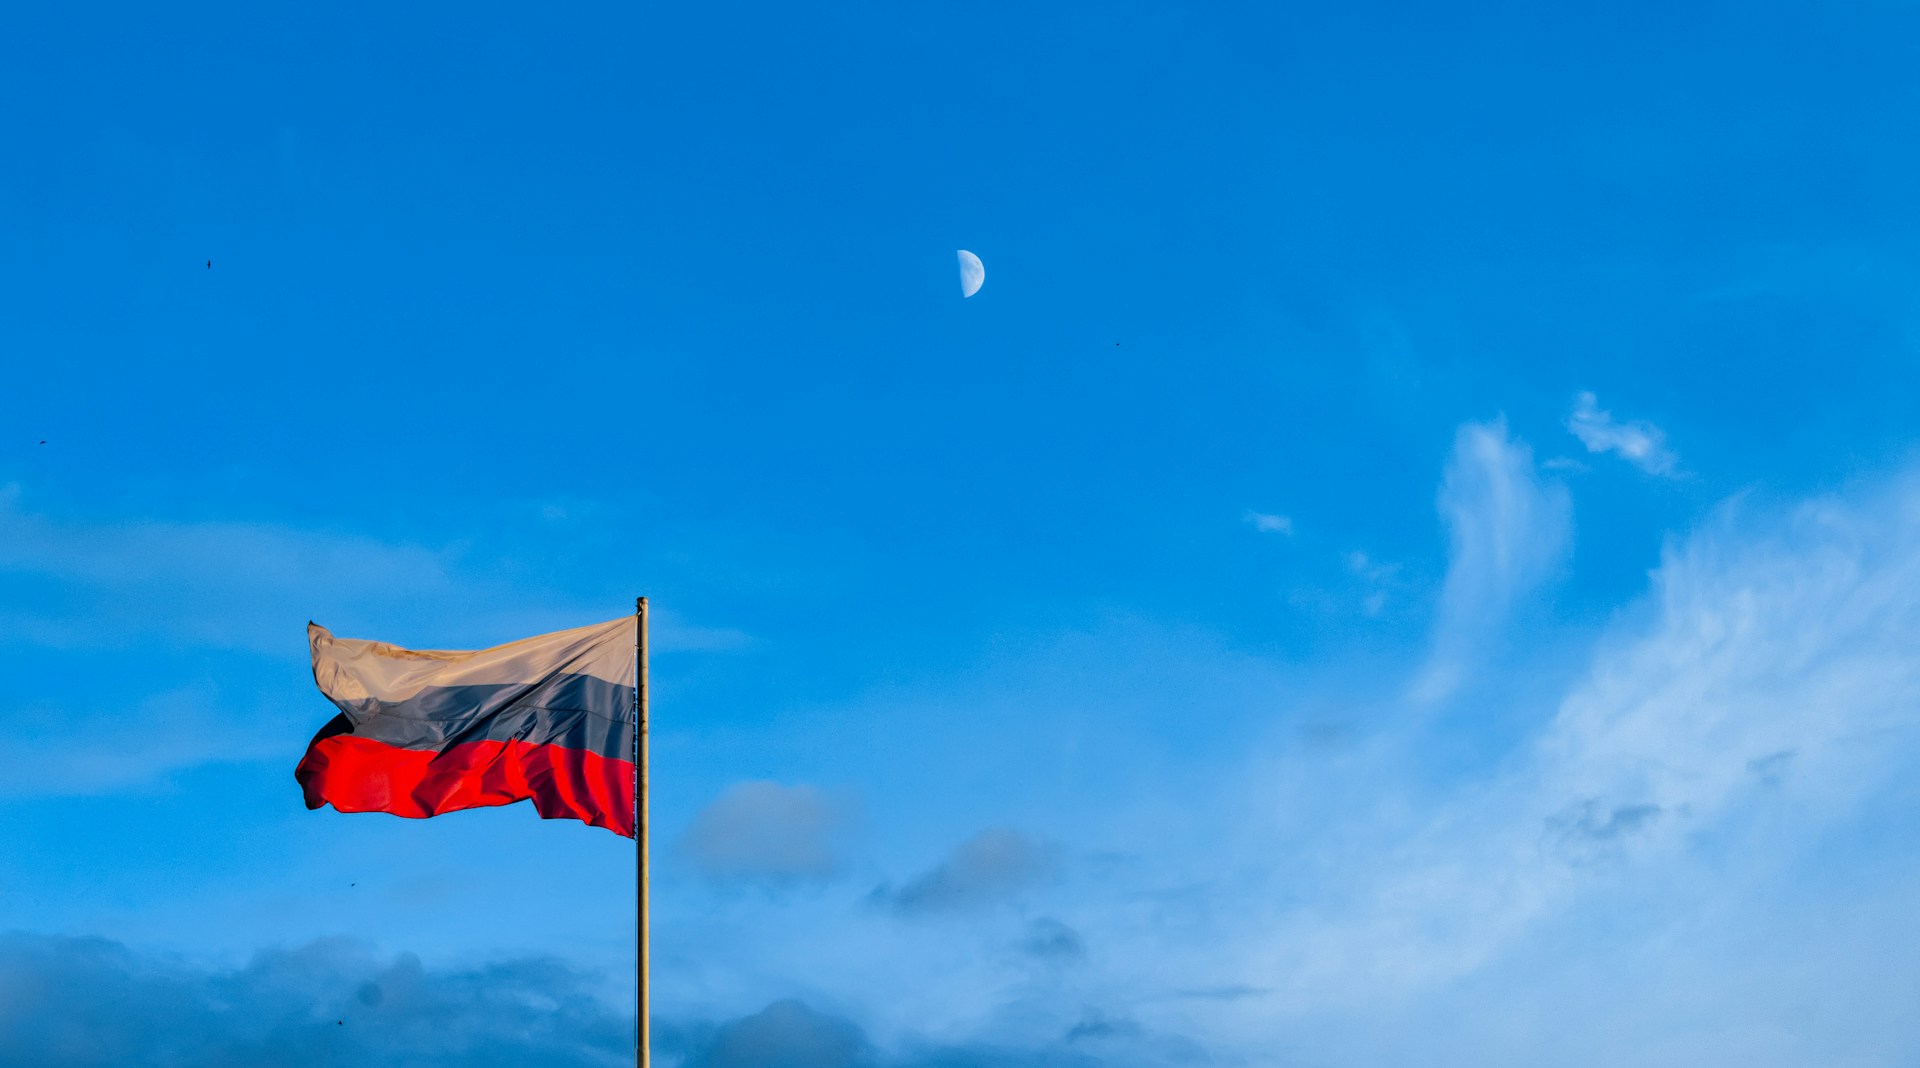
<box><xmin>0</xmin><ymin>686</ymin><xmax>291</xmax><ymax>797</ymax></box>
<box><xmin>0</xmin><ymin>487</ymin><xmax>745</xmax><ymax>656</ymax></box>
<box><xmin>1415</xmin><ymin>419</ymin><xmax>1571</xmax><ymax>700</ymax></box>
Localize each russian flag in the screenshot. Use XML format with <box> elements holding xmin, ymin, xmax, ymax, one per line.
<box><xmin>295</xmin><ymin>617</ymin><xmax>637</xmax><ymax>837</ymax></box>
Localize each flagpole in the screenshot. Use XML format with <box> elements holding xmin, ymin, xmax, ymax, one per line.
<box><xmin>635</xmin><ymin>596</ymin><xmax>650</xmax><ymax>1068</ymax></box>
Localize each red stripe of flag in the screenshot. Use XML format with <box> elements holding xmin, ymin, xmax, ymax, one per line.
<box><xmin>297</xmin><ymin>736</ymin><xmax>636</xmax><ymax>838</ymax></box>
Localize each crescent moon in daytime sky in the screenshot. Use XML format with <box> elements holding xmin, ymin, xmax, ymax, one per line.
<box><xmin>957</xmin><ymin>250</ymin><xmax>984</xmax><ymax>297</ymax></box>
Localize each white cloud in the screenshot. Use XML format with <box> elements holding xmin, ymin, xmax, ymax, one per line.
<box><xmin>1534</xmin><ymin>481</ymin><xmax>1920</xmax><ymax>840</ymax></box>
<box><xmin>1417</xmin><ymin>419</ymin><xmax>1572</xmax><ymax>698</ymax></box>
<box><xmin>1243</xmin><ymin>511</ymin><xmax>1293</xmax><ymax>536</ymax></box>
<box><xmin>1566</xmin><ymin>392</ymin><xmax>1679</xmax><ymax>476</ymax></box>
<box><xmin>1193</xmin><ymin>470</ymin><xmax>1920</xmax><ymax>1059</ymax></box>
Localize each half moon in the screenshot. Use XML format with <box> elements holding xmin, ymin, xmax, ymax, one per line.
<box><xmin>957</xmin><ymin>250</ymin><xmax>985</xmax><ymax>298</ymax></box>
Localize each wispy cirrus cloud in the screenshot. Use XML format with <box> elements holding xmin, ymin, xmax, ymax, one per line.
<box><xmin>1416</xmin><ymin>419</ymin><xmax>1571</xmax><ymax>699</ymax></box>
<box><xmin>1201</xmin><ymin>469</ymin><xmax>1920</xmax><ymax>1059</ymax></box>
<box><xmin>0</xmin><ymin>484</ymin><xmax>454</xmax><ymax>654</ymax></box>
<box><xmin>1566</xmin><ymin>392</ymin><xmax>1679</xmax><ymax>476</ymax></box>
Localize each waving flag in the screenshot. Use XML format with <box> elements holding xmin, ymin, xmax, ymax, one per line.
<box><xmin>295</xmin><ymin>617</ymin><xmax>638</xmax><ymax>836</ymax></box>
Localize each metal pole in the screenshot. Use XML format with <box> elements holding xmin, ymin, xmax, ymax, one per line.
<box><xmin>635</xmin><ymin>597</ymin><xmax>650</xmax><ymax>1068</ymax></box>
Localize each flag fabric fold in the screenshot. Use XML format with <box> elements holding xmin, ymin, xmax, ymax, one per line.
<box><xmin>295</xmin><ymin>618</ymin><xmax>637</xmax><ymax>837</ymax></box>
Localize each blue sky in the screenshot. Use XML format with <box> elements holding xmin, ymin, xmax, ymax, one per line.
<box><xmin>5</xmin><ymin>2</ymin><xmax>1920</xmax><ymax>1064</ymax></box>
